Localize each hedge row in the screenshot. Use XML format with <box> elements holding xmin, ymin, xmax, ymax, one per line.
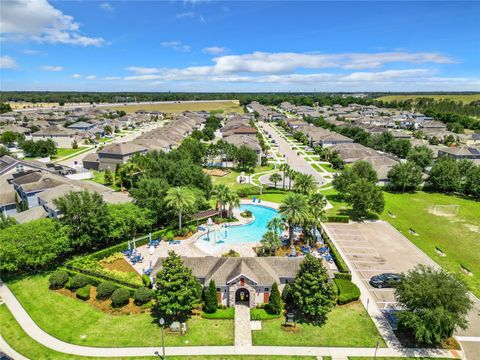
<box><xmin>333</xmin><ymin>278</ymin><xmax>360</xmax><ymax>305</ymax></box>
<box><xmin>326</xmin><ymin>215</ymin><xmax>350</xmax><ymax>223</ymax></box>
<box><xmin>334</xmin><ymin>272</ymin><xmax>352</xmax><ymax>281</ymax></box>
<box><xmin>323</xmin><ymin>233</ymin><xmax>350</xmax><ymax>273</ymax></box>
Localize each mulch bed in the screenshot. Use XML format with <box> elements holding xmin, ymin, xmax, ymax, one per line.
<box><xmin>203</xmin><ymin>168</ymin><xmax>230</xmax><ymax>177</ymax></box>
<box><xmin>101</xmin><ymin>258</ymin><xmax>138</xmax><ymax>273</ymax></box>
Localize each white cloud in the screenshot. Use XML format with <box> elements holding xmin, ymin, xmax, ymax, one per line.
<box><xmin>176</xmin><ymin>11</ymin><xmax>205</xmax><ymax>22</ymax></box>
<box><xmin>1</xmin><ymin>0</ymin><xmax>105</xmax><ymax>46</ymax></box>
<box><xmin>21</xmin><ymin>49</ymin><xmax>41</xmax><ymax>55</ymax></box>
<box><xmin>203</xmin><ymin>46</ymin><xmax>228</xmax><ymax>55</ymax></box>
<box><xmin>0</xmin><ymin>56</ymin><xmax>18</xmax><ymax>69</ymax></box>
<box><xmin>41</xmin><ymin>65</ymin><xmax>63</xmax><ymax>71</ymax></box>
<box><xmin>85</xmin><ymin>75</ymin><xmax>97</xmax><ymax>80</ymax></box>
<box><xmin>161</xmin><ymin>41</ymin><xmax>191</xmax><ymax>52</ymax></box>
<box><xmin>71</xmin><ymin>74</ymin><xmax>82</xmax><ymax>78</ymax></box>
<box><xmin>100</xmin><ymin>3</ymin><xmax>114</xmax><ymax>12</ymax></box>
<box><xmin>125</xmin><ymin>66</ymin><xmax>159</xmax><ymax>75</ymax></box>
<box><xmin>102</xmin><ymin>76</ymin><xmax>121</xmax><ymax>80</ymax></box>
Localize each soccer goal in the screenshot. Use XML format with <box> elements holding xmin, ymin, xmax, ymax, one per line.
<box><xmin>431</xmin><ymin>204</ymin><xmax>460</xmax><ymax>217</ymax></box>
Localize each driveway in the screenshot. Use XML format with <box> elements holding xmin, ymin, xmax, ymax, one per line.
<box><xmin>259</xmin><ymin>121</ymin><xmax>325</xmax><ymax>185</ymax></box>
<box><xmin>322</xmin><ymin>220</ymin><xmax>480</xmax><ymax>359</ymax></box>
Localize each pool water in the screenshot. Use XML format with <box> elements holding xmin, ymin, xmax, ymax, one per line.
<box><xmin>200</xmin><ymin>204</ymin><xmax>279</xmax><ymax>244</ymax></box>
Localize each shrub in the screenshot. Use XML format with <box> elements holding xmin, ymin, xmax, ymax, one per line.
<box><xmin>334</xmin><ymin>272</ymin><xmax>352</xmax><ymax>281</ymax></box>
<box><xmin>188</xmin><ymin>225</ymin><xmax>197</xmax><ymax>233</ymax></box>
<box><xmin>266</xmin><ymin>282</ymin><xmax>282</xmax><ymax>315</ymax></box>
<box><xmin>76</xmin><ymin>285</ymin><xmax>91</xmax><ymax>301</ymax></box>
<box><xmin>251</xmin><ymin>308</ymin><xmax>282</xmax><ymax>320</ymax></box>
<box><xmin>326</xmin><ymin>215</ymin><xmax>350</xmax><ymax>223</ymax></box>
<box><xmin>133</xmin><ymin>287</ymin><xmax>154</xmax><ymax>305</ymax></box>
<box><xmin>203</xmin><ymin>280</ymin><xmax>218</xmax><ymax>314</ymax></box>
<box><xmin>48</xmin><ymin>270</ymin><xmax>69</xmax><ymax>289</ymax></box>
<box><xmin>324</xmin><ymin>235</ymin><xmax>349</xmax><ymax>273</ymax></box>
<box><xmin>165</xmin><ymin>230</ymin><xmax>174</xmax><ymax>241</ymax></box>
<box><xmin>142</xmin><ymin>274</ymin><xmax>152</xmax><ymax>288</ymax></box>
<box><xmin>68</xmin><ymin>274</ymin><xmax>90</xmax><ymax>290</ymax></box>
<box><xmin>175</xmin><ymin>227</ymin><xmax>189</xmax><ymax>237</ymax></box>
<box><xmin>111</xmin><ymin>288</ymin><xmax>130</xmax><ymax>308</ymax></box>
<box><xmin>96</xmin><ymin>281</ymin><xmax>117</xmax><ymax>300</ymax></box>
<box><xmin>334</xmin><ymin>278</ymin><xmax>360</xmax><ymax>304</ymax></box>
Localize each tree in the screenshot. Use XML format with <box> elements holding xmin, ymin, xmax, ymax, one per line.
<box><xmin>0</xmin><ymin>102</ymin><xmax>12</xmax><ymax>114</ymax></box>
<box><xmin>345</xmin><ymin>178</ymin><xmax>385</xmax><ymax>217</ymax></box>
<box><xmin>130</xmin><ymin>177</ymin><xmax>170</xmax><ymax>224</ymax></box>
<box><xmin>292</xmin><ymin>254</ymin><xmax>336</xmax><ymax>324</ymax></box>
<box><xmin>72</xmin><ymin>140</ymin><xmax>78</xmax><ymax>149</ymax></box>
<box><xmin>235</xmin><ymin>145</ymin><xmax>258</xmax><ymax>171</ymax></box>
<box><xmin>204</xmin><ymin>280</ymin><xmax>218</xmax><ymax>314</ymax></box>
<box><xmin>260</xmin><ymin>230</ymin><xmax>282</xmax><ymax>256</ymax></box>
<box><xmin>307</xmin><ymin>193</ymin><xmax>326</xmax><ymax>246</ymax></box>
<box><xmin>281</xmin><ymin>283</ymin><xmax>295</xmax><ymax>312</ymax></box>
<box><xmin>269</xmin><ymin>172</ymin><xmax>282</xmax><ymax>188</ymax></box>
<box><xmin>279</xmin><ymin>163</ymin><xmax>290</xmax><ymax>189</ymax></box>
<box><xmin>0</xmin><ymin>219</ymin><xmax>70</xmax><ymax>273</ymax></box>
<box><xmin>107</xmin><ymin>203</ymin><xmax>154</xmax><ymax>241</ymax></box>
<box><xmin>53</xmin><ymin>190</ymin><xmax>110</xmax><ymax>250</ymax></box>
<box><xmin>0</xmin><ymin>213</ymin><xmax>16</xmax><ymax>230</ymax></box>
<box><xmin>286</xmin><ymin>168</ymin><xmax>297</xmax><ymax>190</ymax></box>
<box><xmin>333</xmin><ymin>160</ymin><xmax>377</xmax><ymax>194</ymax></box>
<box><xmin>104</xmin><ymin>125</ymin><xmax>113</xmax><ymax>135</ymax></box>
<box><xmin>213</xmin><ymin>184</ymin><xmax>230</xmax><ymax>218</ymax></box>
<box><xmin>279</xmin><ymin>193</ymin><xmax>308</xmax><ymax>252</ymax></box>
<box><xmin>464</xmin><ymin>164</ymin><xmax>480</xmax><ymax>198</ymax></box>
<box><xmin>428</xmin><ymin>157</ymin><xmax>460</xmax><ymax>193</ymax></box>
<box><xmin>104</xmin><ymin>168</ymin><xmax>113</xmax><ymax>185</ymax></box>
<box><xmin>407</xmin><ymin>145</ymin><xmax>434</xmax><ymax>169</ymax></box>
<box><xmin>267</xmin><ymin>216</ymin><xmax>284</xmax><ymax>240</ymax></box>
<box><xmin>155</xmin><ymin>251</ymin><xmax>202</xmax><ymax>325</ymax></box>
<box><xmin>293</xmin><ymin>173</ymin><xmax>316</xmax><ymax>195</ymax></box>
<box><xmin>165</xmin><ymin>187</ymin><xmax>196</xmax><ymax>230</ymax></box>
<box><xmin>395</xmin><ymin>265</ymin><xmax>472</xmax><ymax>345</ymax></box>
<box><xmin>387</xmin><ymin>162</ymin><xmax>423</xmax><ymax>192</ymax></box>
<box><xmin>0</xmin><ymin>146</ymin><xmax>10</xmax><ymax>157</ymax></box>
<box><xmin>267</xmin><ymin>282</ymin><xmax>282</xmax><ymax>315</ymax></box>
<box><xmin>226</xmin><ymin>191</ymin><xmax>240</xmax><ymax>219</ymax></box>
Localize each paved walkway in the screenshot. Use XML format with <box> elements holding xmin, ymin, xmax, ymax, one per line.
<box><xmin>0</xmin><ymin>281</ymin><xmax>461</xmax><ymax>359</ymax></box>
<box><xmin>234</xmin><ymin>305</ymin><xmax>252</xmax><ymax>347</ymax></box>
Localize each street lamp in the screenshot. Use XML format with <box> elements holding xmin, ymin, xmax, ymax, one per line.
<box><xmin>155</xmin><ymin>318</ymin><xmax>165</xmax><ymax>359</ymax></box>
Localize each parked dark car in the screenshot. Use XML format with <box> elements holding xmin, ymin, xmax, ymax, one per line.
<box><xmin>369</xmin><ymin>273</ymin><xmax>402</xmax><ymax>288</ymax></box>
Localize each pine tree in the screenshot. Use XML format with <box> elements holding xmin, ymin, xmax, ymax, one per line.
<box><xmin>267</xmin><ymin>282</ymin><xmax>282</xmax><ymax>315</ymax></box>
<box><xmin>104</xmin><ymin>168</ymin><xmax>113</xmax><ymax>185</ymax></box>
<box><xmin>292</xmin><ymin>253</ymin><xmax>336</xmax><ymax>324</ymax></box>
<box><xmin>155</xmin><ymin>251</ymin><xmax>202</xmax><ymax>325</ymax></box>
<box><xmin>203</xmin><ymin>280</ymin><xmax>218</xmax><ymax>314</ymax></box>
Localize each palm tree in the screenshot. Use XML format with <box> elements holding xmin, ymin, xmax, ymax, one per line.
<box><xmin>287</xmin><ymin>168</ymin><xmax>297</xmax><ymax>190</ymax></box>
<box><xmin>307</xmin><ymin>193</ymin><xmax>327</xmax><ymax>247</ymax></box>
<box><xmin>293</xmin><ymin>173</ymin><xmax>316</xmax><ymax>195</ymax></box>
<box><xmin>267</xmin><ymin>216</ymin><xmax>284</xmax><ymax>241</ymax></box>
<box><xmin>165</xmin><ymin>187</ymin><xmax>196</xmax><ymax>231</ymax></box>
<box><xmin>280</xmin><ymin>163</ymin><xmax>290</xmax><ymax>189</ymax></box>
<box><xmin>269</xmin><ymin>172</ymin><xmax>282</xmax><ymax>188</ymax></box>
<box><xmin>226</xmin><ymin>191</ymin><xmax>240</xmax><ymax>219</ymax></box>
<box><xmin>213</xmin><ymin>184</ymin><xmax>230</xmax><ymax>217</ymax></box>
<box><xmin>260</xmin><ymin>230</ymin><xmax>282</xmax><ymax>256</ymax></box>
<box><xmin>279</xmin><ymin>193</ymin><xmax>308</xmax><ymax>255</ymax></box>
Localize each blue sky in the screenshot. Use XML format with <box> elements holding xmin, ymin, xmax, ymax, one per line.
<box><xmin>1</xmin><ymin>0</ymin><xmax>479</xmax><ymax>92</ymax></box>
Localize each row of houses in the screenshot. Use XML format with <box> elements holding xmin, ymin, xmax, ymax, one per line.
<box><xmin>220</xmin><ymin>114</ymin><xmax>263</xmax><ymax>162</ymax></box>
<box><xmin>0</xmin><ymin>155</ymin><xmax>130</xmax><ymax>222</ymax></box>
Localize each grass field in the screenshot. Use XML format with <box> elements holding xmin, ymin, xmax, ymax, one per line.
<box><xmin>375</xmin><ymin>94</ymin><xmax>480</xmax><ymax>104</ymax></box>
<box><xmin>54</xmin><ymin>147</ymin><xmax>88</xmax><ymax>158</ymax></box>
<box><xmin>0</xmin><ymin>304</ymin><xmax>313</xmax><ymax>359</ymax></box>
<box><xmin>7</xmin><ymin>274</ymin><xmax>234</xmax><ymax>347</ymax></box>
<box><xmin>110</xmin><ymin>101</ymin><xmax>244</xmax><ymax>114</ymax></box>
<box><xmin>252</xmin><ymin>302</ymin><xmax>386</xmax><ymax>347</ymax></box>
<box><xmin>380</xmin><ymin>191</ymin><xmax>480</xmax><ymax>297</ymax></box>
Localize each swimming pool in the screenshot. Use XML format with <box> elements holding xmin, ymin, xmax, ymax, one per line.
<box><xmin>199</xmin><ymin>204</ymin><xmax>279</xmax><ymax>244</ymax></box>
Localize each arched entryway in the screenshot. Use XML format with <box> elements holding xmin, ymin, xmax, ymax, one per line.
<box><xmin>235</xmin><ymin>288</ymin><xmax>250</xmax><ymax>305</ymax></box>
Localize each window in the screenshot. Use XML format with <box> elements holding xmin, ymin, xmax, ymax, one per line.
<box><xmin>264</xmin><ymin>288</ymin><xmax>269</xmax><ymax>292</ymax></box>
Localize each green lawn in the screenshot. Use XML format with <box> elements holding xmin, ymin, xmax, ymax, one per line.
<box><xmin>374</xmin><ymin>93</ymin><xmax>480</xmax><ymax>104</ymax></box>
<box><xmin>54</xmin><ymin>147</ymin><xmax>88</xmax><ymax>158</ymax></box>
<box><xmin>319</xmin><ymin>163</ymin><xmax>335</xmax><ymax>173</ymax></box>
<box><xmin>253</xmin><ymin>302</ymin><xmax>386</xmax><ymax>347</ymax></box>
<box><xmin>349</xmin><ymin>358</ymin><xmax>451</xmax><ymax>360</ymax></box>
<box><xmin>210</xmin><ymin>166</ymin><xmax>272</xmax><ymax>192</ymax></box>
<box><xmin>0</xmin><ymin>304</ymin><xmax>313</xmax><ymax>360</ymax></box>
<box><xmin>7</xmin><ymin>274</ymin><xmax>234</xmax><ymax>347</ymax></box>
<box><xmin>88</xmin><ymin>170</ymin><xmax>120</xmax><ymax>191</ymax></box>
<box><xmin>380</xmin><ymin>191</ymin><xmax>480</xmax><ymax>297</ymax></box>
<box><xmin>110</xmin><ymin>101</ymin><xmax>244</xmax><ymax>114</ymax></box>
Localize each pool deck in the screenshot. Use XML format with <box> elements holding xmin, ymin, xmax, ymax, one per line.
<box><xmin>129</xmin><ymin>200</ymin><xmax>280</xmax><ymax>274</ymax></box>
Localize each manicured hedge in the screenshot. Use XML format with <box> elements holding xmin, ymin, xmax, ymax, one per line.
<box><xmin>324</xmin><ymin>234</ymin><xmax>349</xmax><ymax>273</ymax></box>
<box><xmin>76</xmin><ymin>285</ymin><xmax>91</xmax><ymax>301</ymax></box>
<box><xmin>48</xmin><ymin>270</ymin><xmax>69</xmax><ymax>289</ymax></box>
<box><xmin>334</xmin><ymin>272</ymin><xmax>352</xmax><ymax>281</ymax></box>
<box><xmin>326</xmin><ymin>215</ymin><xmax>350</xmax><ymax>223</ymax></box>
<box><xmin>133</xmin><ymin>287</ymin><xmax>154</xmax><ymax>305</ymax></box>
<box><xmin>333</xmin><ymin>278</ymin><xmax>360</xmax><ymax>305</ymax></box>
<box><xmin>111</xmin><ymin>288</ymin><xmax>130</xmax><ymax>308</ymax></box>
<box><xmin>96</xmin><ymin>281</ymin><xmax>117</xmax><ymax>300</ymax></box>
<box><xmin>68</xmin><ymin>274</ymin><xmax>90</xmax><ymax>290</ymax></box>
<box><xmin>201</xmin><ymin>307</ymin><xmax>235</xmax><ymax>319</ymax></box>
<box><xmin>142</xmin><ymin>274</ymin><xmax>152</xmax><ymax>289</ymax></box>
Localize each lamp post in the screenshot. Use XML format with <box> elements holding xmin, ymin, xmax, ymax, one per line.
<box><xmin>157</xmin><ymin>317</ymin><xmax>165</xmax><ymax>359</ymax></box>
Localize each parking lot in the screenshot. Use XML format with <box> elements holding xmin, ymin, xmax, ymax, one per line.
<box><xmin>322</xmin><ymin>221</ymin><xmax>437</xmax><ymax>310</ymax></box>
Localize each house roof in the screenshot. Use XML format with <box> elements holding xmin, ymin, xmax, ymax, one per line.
<box><xmin>98</xmin><ymin>142</ymin><xmax>148</xmax><ymax>156</ymax></box>
<box><xmin>12</xmin><ymin>206</ymin><xmax>48</xmax><ymax>224</ymax></box>
<box><xmin>32</xmin><ymin>125</ymin><xmax>75</xmax><ymax>136</ymax></box>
